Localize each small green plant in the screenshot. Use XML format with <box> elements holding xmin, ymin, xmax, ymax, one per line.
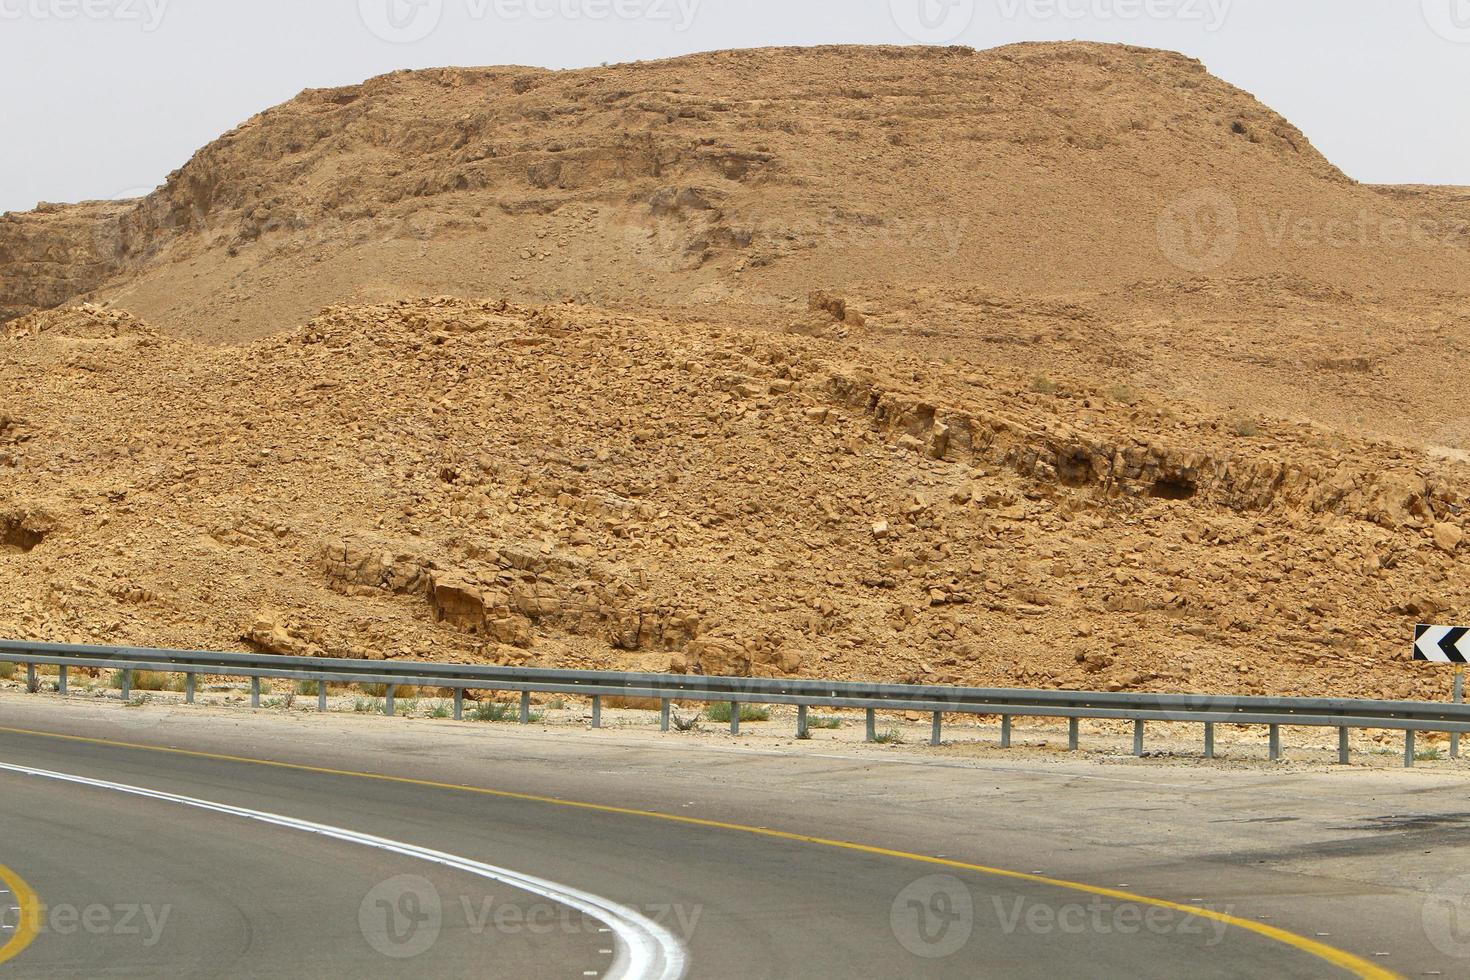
<box><xmin>109</xmin><ymin>670</ymin><xmax>167</xmax><ymax>692</ymax></box>
<box><xmin>353</xmin><ymin>697</ymin><xmax>383</xmax><ymax>714</ymax></box>
<box><xmin>296</xmin><ymin>680</ymin><xmax>321</xmax><ymax>696</ymax></box>
<box><xmin>165</xmin><ymin>674</ymin><xmax>188</xmax><ymax>693</ymax></box>
<box><xmin>125</xmin><ymin>695</ymin><xmax>148</xmax><ymax>708</ymax></box>
<box><xmin>429</xmin><ymin>701</ymin><xmax>452</xmax><ymax>719</ymax></box>
<box><xmin>546</xmin><ymin>698</ymin><xmax>567</xmax><ymax>711</ymax></box>
<box><xmin>808</xmin><ymin>715</ymin><xmax>842</xmax><ymax>730</ymax></box>
<box><xmin>397</xmin><ymin>699</ymin><xmax>419</xmax><ymax>717</ymax></box>
<box><xmin>1416</xmin><ymin>748</ymin><xmax>1445</xmax><ymax>762</ymax></box>
<box><xmin>1029</xmin><ymin>375</ymin><xmax>1057</xmax><ymax>395</ymax></box>
<box><xmin>873</xmin><ymin>728</ymin><xmax>903</xmax><ymax>744</ymax></box>
<box><xmin>703</xmin><ymin>702</ymin><xmax>770</xmax><ymax>724</ymax></box>
<box><xmin>263</xmin><ymin>697</ymin><xmax>285</xmax><ymax>710</ymax></box>
<box><xmin>1233</xmin><ymin>417</ymin><xmax>1259</xmax><ymax>438</ymax></box>
<box><xmin>360</xmin><ymin>683</ymin><xmax>388</xmax><ymax>697</ymax></box>
<box><xmin>0</xmin><ymin>662</ymin><xmax>16</xmax><ymax>680</ymax></box>
<box><xmin>471</xmin><ymin>701</ymin><xmax>514</xmax><ymax>722</ymax></box>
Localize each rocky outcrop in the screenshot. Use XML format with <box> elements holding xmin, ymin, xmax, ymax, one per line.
<box><xmin>318</xmin><ymin>537</ymin><xmax>707</xmax><ymax>659</ymax></box>
<box><xmin>0</xmin><ymin>201</ymin><xmax>132</xmax><ymax>323</ymax></box>
<box><xmin>822</xmin><ymin>371</ymin><xmax>1464</xmax><ymax>529</ymax></box>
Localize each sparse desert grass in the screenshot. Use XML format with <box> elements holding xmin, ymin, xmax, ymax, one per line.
<box><xmin>704</xmin><ymin>702</ymin><xmax>770</xmax><ymax>723</ymax></box>
<box><xmin>110</xmin><ymin>669</ymin><xmax>167</xmax><ymax>691</ymax></box>
<box><xmin>296</xmin><ymin>680</ymin><xmax>320</xmax><ymax>696</ymax></box>
<box><xmin>872</xmin><ymin>728</ymin><xmax>903</xmax><ymax>744</ymax></box>
<box><xmin>1108</xmin><ymin>384</ymin><xmax>1140</xmax><ymax>405</ymax></box>
<box><xmin>469</xmin><ymin>700</ymin><xmax>540</xmax><ymax>723</ymax></box>
<box><xmin>0</xmin><ymin>662</ymin><xmax>15</xmax><ymax>680</ymax></box>
<box><xmin>471</xmin><ymin>700</ymin><xmax>514</xmax><ymax>722</ymax></box>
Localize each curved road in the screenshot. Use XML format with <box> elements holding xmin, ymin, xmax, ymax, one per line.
<box><xmin>0</xmin><ymin>696</ymin><xmax>1453</xmax><ymax>977</ymax></box>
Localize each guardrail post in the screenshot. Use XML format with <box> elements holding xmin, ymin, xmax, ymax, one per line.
<box><xmin>1068</xmin><ymin>717</ymin><xmax>1079</xmax><ymax>752</ymax></box>
<box><xmin>1405</xmin><ymin>730</ymin><xmax>1416</xmax><ymax>768</ymax></box>
<box><xmin>1268</xmin><ymin>724</ymin><xmax>1281</xmax><ymax>762</ymax></box>
<box><xmin>930</xmin><ymin>712</ymin><xmax>942</xmax><ymax>747</ymax></box>
<box><xmin>1453</xmin><ymin>674</ymin><xmax>1463</xmax><ymax>761</ymax></box>
<box><xmin>1000</xmin><ymin>716</ymin><xmax>1012</xmax><ymax>749</ymax></box>
<box><xmin>453</xmin><ymin>689</ymin><xmax>463</xmax><ymax>721</ymax></box>
<box><xmin>26</xmin><ymin>664</ymin><xmax>36</xmax><ymax>692</ymax></box>
<box><xmin>660</xmin><ymin>699</ymin><xmax>671</xmax><ymax>732</ymax></box>
<box><xmin>57</xmin><ymin>665</ymin><xmax>67</xmax><ymax>696</ymax></box>
<box><xmin>1132</xmin><ymin>720</ymin><xmax>1144</xmax><ymax>757</ymax></box>
<box><xmin>120</xmin><ymin>668</ymin><xmax>131</xmax><ymax>701</ymax></box>
<box><xmin>385</xmin><ymin>685</ymin><xmax>396</xmax><ymax>716</ymax></box>
<box><xmin>185</xmin><ymin>672</ymin><xmax>195</xmax><ymax>704</ymax></box>
<box><xmin>250</xmin><ymin>677</ymin><xmax>261</xmax><ymax>709</ymax></box>
<box><xmin>591</xmin><ymin>695</ymin><xmax>602</xmax><ymax>729</ymax></box>
<box><xmin>519</xmin><ymin>691</ymin><xmax>531</xmax><ymax>725</ymax></box>
<box><xmin>729</xmin><ymin>701</ymin><xmax>740</xmax><ymax>736</ymax></box>
<box><xmin>1204</xmin><ymin>723</ymin><xmax>1215</xmax><ymax>760</ymax></box>
<box><xmin>318</xmin><ymin>682</ymin><xmax>328</xmax><ymax>713</ymax></box>
<box><xmin>797</xmin><ymin>704</ymin><xmax>809</xmax><ymax>739</ymax></box>
<box><xmin>865</xmin><ymin>708</ymin><xmax>877</xmax><ymax>743</ymax></box>
<box><xmin>1338</xmin><ymin>727</ymin><xmax>1350</xmax><ymax>765</ymax></box>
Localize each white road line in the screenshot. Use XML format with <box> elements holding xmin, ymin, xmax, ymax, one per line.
<box><xmin>0</xmin><ymin>762</ymin><xmax>686</xmax><ymax>980</ymax></box>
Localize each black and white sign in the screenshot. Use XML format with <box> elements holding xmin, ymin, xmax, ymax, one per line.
<box><xmin>1415</xmin><ymin>625</ymin><xmax>1470</xmax><ymax>664</ymax></box>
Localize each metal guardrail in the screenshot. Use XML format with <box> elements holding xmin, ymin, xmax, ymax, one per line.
<box><xmin>0</xmin><ymin>640</ymin><xmax>1465</xmax><ymax>768</ymax></box>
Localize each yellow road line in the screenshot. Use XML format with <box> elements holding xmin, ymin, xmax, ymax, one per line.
<box><xmin>0</xmin><ymin>724</ymin><xmax>1398</xmax><ymax>979</ymax></box>
<box><xmin>0</xmin><ymin>862</ymin><xmax>41</xmax><ymax>968</ymax></box>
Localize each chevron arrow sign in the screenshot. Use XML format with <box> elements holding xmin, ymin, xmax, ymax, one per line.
<box><xmin>1414</xmin><ymin>625</ymin><xmax>1470</xmax><ymax>664</ymax></box>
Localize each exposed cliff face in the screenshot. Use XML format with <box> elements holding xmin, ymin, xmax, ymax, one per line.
<box><xmin>0</xmin><ymin>201</ymin><xmax>132</xmax><ymax>323</ymax></box>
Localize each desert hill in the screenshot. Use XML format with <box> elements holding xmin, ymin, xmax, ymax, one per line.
<box><xmin>1</xmin><ymin>43</ymin><xmax>1468</xmax><ymax>699</ymax></box>
<box><xmin>4</xmin><ymin>43</ymin><xmax>1467</xmax><ymax>450</ymax></box>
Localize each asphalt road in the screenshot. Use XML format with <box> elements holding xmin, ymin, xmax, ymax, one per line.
<box><xmin>0</xmin><ymin>697</ymin><xmax>1457</xmax><ymax>978</ymax></box>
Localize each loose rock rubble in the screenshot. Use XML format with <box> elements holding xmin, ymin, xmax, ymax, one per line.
<box><xmin>0</xmin><ymin>298</ymin><xmax>1465</xmax><ymax>700</ymax></box>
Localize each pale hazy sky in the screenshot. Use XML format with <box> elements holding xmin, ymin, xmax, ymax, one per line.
<box><xmin>1</xmin><ymin>0</ymin><xmax>1467</xmax><ymax>214</ymax></box>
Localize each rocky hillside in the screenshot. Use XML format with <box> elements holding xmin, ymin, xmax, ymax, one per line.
<box><xmin>1</xmin><ymin>43</ymin><xmax>1467</xmax><ymax>698</ymax></box>
<box><xmin>1</xmin><ymin>300</ymin><xmax>1465</xmax><ymax>700</ymax></box>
